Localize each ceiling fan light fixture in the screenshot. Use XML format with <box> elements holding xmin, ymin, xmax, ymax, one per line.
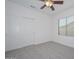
<box><xmin>40</xmin><ymin>0</ymin><xmax>64</xmax><ymax>11</ymax></box>
<box><xmin>45</xmin><ymin>1</ymin><xmax>53</xmax><ymax>7</ymax></box>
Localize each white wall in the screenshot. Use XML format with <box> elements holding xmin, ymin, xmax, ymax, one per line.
<box><xmin>5</xmin><ymin>0</ymin><xmax>53</xmax><ymax>51</ymax></box>
<box><xmin>50</xmin><ymin>7</ymin><xmax>74</xmax><ymax>48</ymax></box>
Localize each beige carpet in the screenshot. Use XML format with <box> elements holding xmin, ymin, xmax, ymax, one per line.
<box><xmin>5</xmin><ymin>41</ymin><xmax>74</xmax><ymax>59</ymax></box>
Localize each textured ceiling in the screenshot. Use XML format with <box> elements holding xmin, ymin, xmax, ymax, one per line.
<box><xmin>8</xmin><ymin>0</ymin><xmax>74</xmax><ymax>15</ymax></box>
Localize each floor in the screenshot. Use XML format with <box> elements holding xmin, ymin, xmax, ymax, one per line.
<box><xmin>5</xmin><ymin>41</ymin><xmax>74</xmax><ymax>59</ymax></box>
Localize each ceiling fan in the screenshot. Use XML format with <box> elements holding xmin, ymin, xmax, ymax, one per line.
<box><xmin>40</xmin><ymin>0</ymin><xmax>64</xmax><ymax>11</ymax></box>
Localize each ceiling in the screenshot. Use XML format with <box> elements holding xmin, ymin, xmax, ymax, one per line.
<box><xmin>8</xmin><ymin>0</ymin><xmax>74</xmax><ymax>15</ymax></box>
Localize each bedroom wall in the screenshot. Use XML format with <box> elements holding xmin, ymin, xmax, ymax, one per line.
<box><xmin>5</xmin><ymin>0</ymin><xmax>53</xmax><ymax>51</ymax></box>
<box><xmin>50</xmin><ymin>7</ymin><xmax>74</xmax><ymax>48</ymax></box>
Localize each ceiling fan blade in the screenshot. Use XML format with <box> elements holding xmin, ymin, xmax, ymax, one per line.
<box><xmin>40</xmin><ymin>4</ymin><xmax>46</xmax><ymax>9</ymax></box>
<box><xmin>40</xmin><ymin>0</ymin><xmax>45</xmax><ymax>2</ymax></box>
<box><xmin>53</xmin><ymin>1</ymin><xmax>64</xmax><ymax>4</ymax></box>
<box><xmin>50</xmin><ymin>5</ymin><xmax>55</xmax><ymax>10</ymax></box>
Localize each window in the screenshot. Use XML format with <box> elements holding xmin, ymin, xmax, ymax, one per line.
<box><xmin>58</xmin><ymin>15</ymin><xmax>74</xmax><ymax>36</ymax></box>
